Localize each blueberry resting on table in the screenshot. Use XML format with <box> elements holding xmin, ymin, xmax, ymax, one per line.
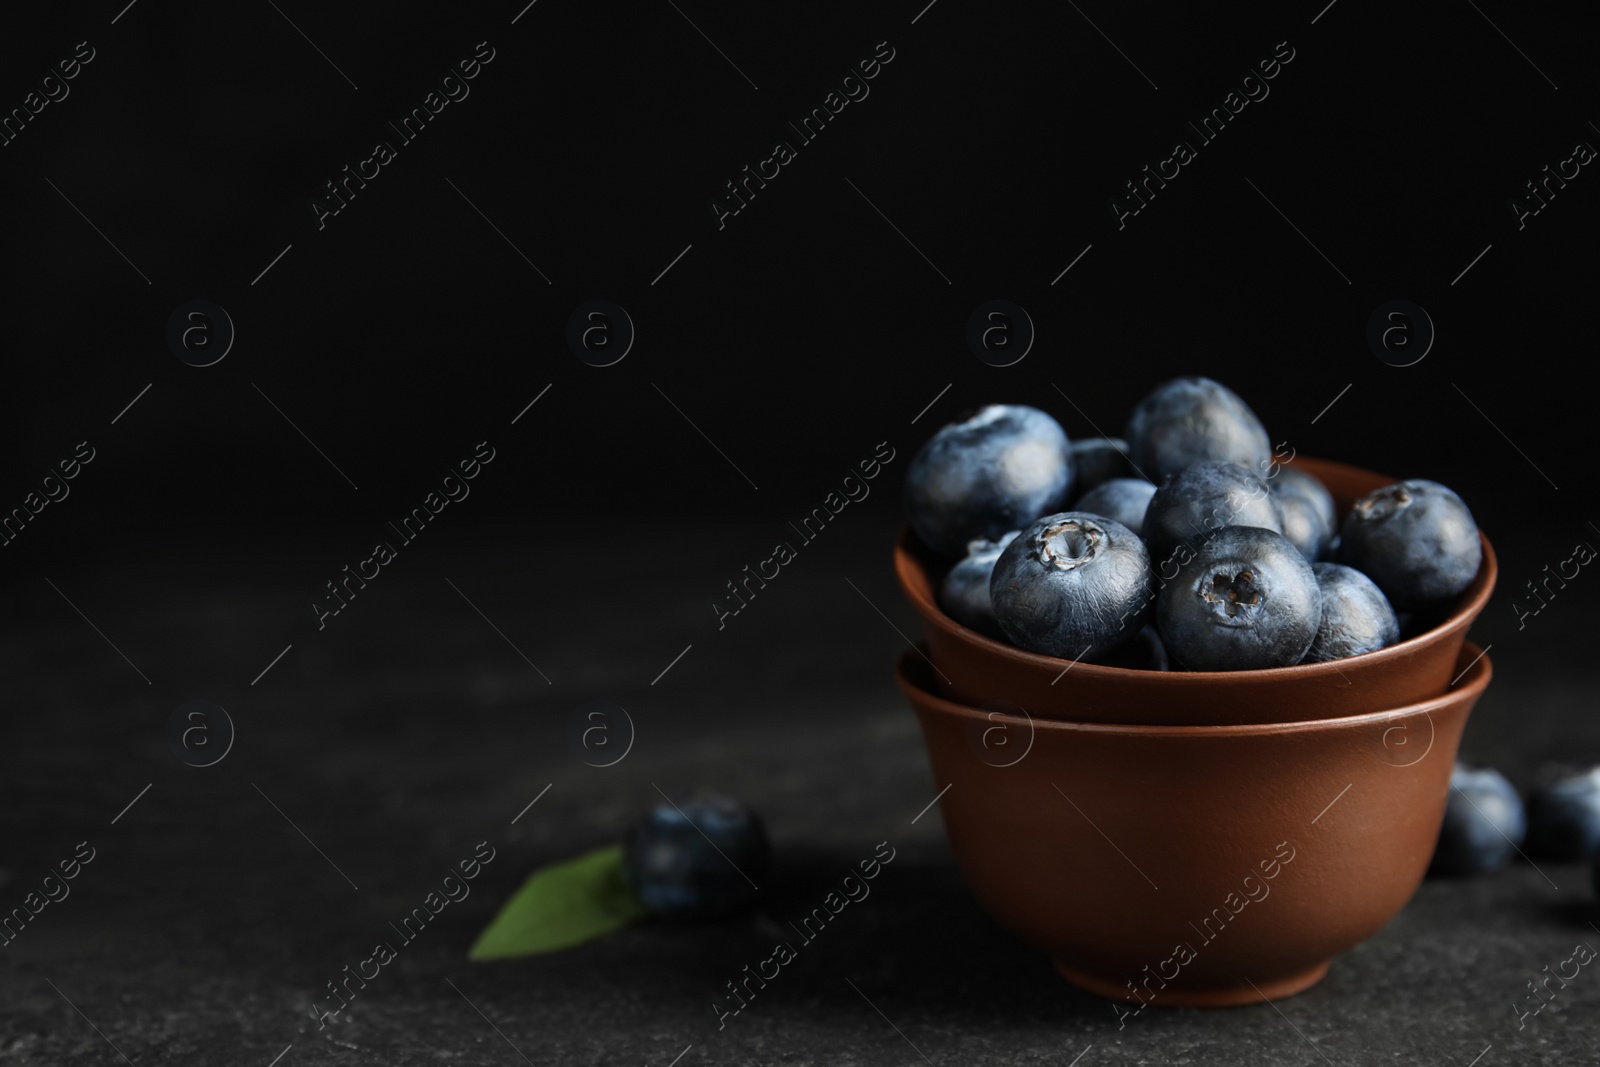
<box><xmin>906</xmin><ymin>405</ymin><xmax>1073</xmax><ymax>557</ymax></box>
<box><xmin>990</xmin><ymin>513</ymin><xmax>1153</xmax><ymax>660</ymax></box>
<box><xmin>1338</xmin><ymin>480</ymin><xmax>1481</xmax><ymax>610</ymax></box>
<box><xmin>1074</xmin><ymin>478</ymin><xmax>1156</xmax><ymax>537</ymax></box>
<box><xmin>1302</xmin><ymin>562</ymin><xmax>1400</xmax><ymax>663</ymax></box>
<box><xmin>938</xmin><ymin>532</ymin><xmax>1020</xmax><ymax>639</ymax></box>
<box><xmin>1527</xmin><ymin>768</ymin><xmax>1600</xmax><ymax>862</ymax></box>
<box><xmin>621</xmin><ymin>794</ymin><xmax>768</xmax><ymax>917</ymax></box>
<box><xmin>1124</xmin><ymin>376</ymin><xmax>1272</xmax><ymax>482</ymax></box>
<box><xmin>1155</xmin><ymin>526</ymin><xmax>1319</xmax><ymax>671</ymax></box>
<box><xmin>1431</xmin><ymin>764</ymin><xmax>1525</xmax><ymax>876</ymax></box>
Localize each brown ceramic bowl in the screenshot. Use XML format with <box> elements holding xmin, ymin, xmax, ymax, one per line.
<box><xmin>895</xmin><ymin>455</ymin><xmax>1496</xmax><ymax>725</ymax></box>
<box><xmin>897</xmin><ymin>640</ymin><xmax>1491</xmax><ymax>1007</ymax></box>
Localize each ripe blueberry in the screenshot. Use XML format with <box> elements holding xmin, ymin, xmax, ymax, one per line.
<box><xmin>1094</xmin><ymin>624</ymin><xmax>1170</xmax><ymax>670</ymax></box>
<box><xmin>1156</xmin><ymin>526</ymin><xmax>1319</xmax><ymax>671</ymax></box>
<box><xmin>1143</xmin><ymin>461</ymin><xmax>1284</xmax><ymax>565</ymax></box>
<box><xmin>1273</xmin><ymin>468</ymin><xmax>1337</xmax><ymax>536</ymax></box>
<box><xmin>1527</xmin><ymin>767</ymin><xmax>1600</xmax><ymax>862</ymax></box>
<box><xmin>1069</xmin><ymin>437</ymin><xmax>1138</xmax><ymax>496</ymax></box>
<box><xmin>1303</xmin><ymin>562</ymin><xmax>1400</xmax><ymax>662</ymax></box>
<box><xmin>1074</xmin><ymin>478</ymin><xmax>1156</xmax><ymax>536</ymax></box>
<box><xmin>1339</xmin><ymin>480</ymin><xmax>1481</xmax><ymax>610</ymax></box>
<box><xmin>906</xmin><ymin>405</ymin><xmax>1073</xmax><ymax>556</ymax></box>
<box><xmin>938</xmin><ymin>532</ymin><xmax>1020</xmax><ymax>639</ymax></box>
<box><xmin>1431</xmin><ymin>764</ymin><xmax>1525</xmax><ymax>876</ymax></box>
<box><xmin>1124</xmin><ymin>377</ymin><xmax>1272</xmax><ymax>482</ymax></box>
<box><xmin>1272</xmin><ymin>468</ymin><xmax>1336</xmax><ymax>562</ymax></box>
<box><xmin>621</xmin><ymin>794</ymin><xmax>768</xmax><ymax>916</ymax></box>
<box><xmin>990</xmin><ymin>513</ymin><xmax>1154</xmax><ymax>660</ymax></box>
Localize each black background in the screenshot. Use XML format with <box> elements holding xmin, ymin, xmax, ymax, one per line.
<box><xmin>0</xmin><ymin>1</ymin><xmax>1591</xmax><ymax>540</ymax></box>
<box><xmin>2</xmin><ymin>1</ymin><xmax>1597</xmax><ymax>1064</ymax></box>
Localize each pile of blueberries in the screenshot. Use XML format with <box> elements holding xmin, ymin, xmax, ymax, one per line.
<box><xmin>908</xmin><ymin>377</ymin><xmax>1483</xmax><ymax>671</ymax></box>
<box><xmin>1441</xmin><ymin>764</ymin><xmax>1600</xmax><ymax>893</ymax></box>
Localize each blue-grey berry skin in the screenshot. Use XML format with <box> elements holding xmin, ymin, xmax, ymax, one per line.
<box><xmin>1124</xmin><ymin>377</ymin><xmax>1272</xmax><ymax>482</ymax></box>
<box><xmin>1272</xmin><ymin>469</ymin><xmax>1336</xmax><ymax>562</ymax></box>
<box><xmin>990</xmin><ymin>513</ymin><xmax>1154</xmax><ymax>660</ymax></box>
<box><xmin>1070</xmin><ymin>437</ymin><xmax>1138</xmax><ymax>496</ymax></box>
<box><xmin>1093</xmin><ymin>625</ymin><xmax>1170</xmax><ymax>670</ymax></box>
<box><xmin>938</xmin><ymin>532</ymin><xmax>1020</xmax><ymax>639</ymax></box>
<box><xmin>906</xmin><ymin>405</ymin><xmax>1073</xmax><ymax>556</ymax></box>
<box><xmin>1527</xmin><ymin>768</ymin><xmax>1600</xmax><ymax>862</ymax></box>
<box><xmin>621</xmin><ymin>795</ymin><xmax>768</xmax><ymax>916</ymax></box>
<box><xmin>1274</xmin><ymin>485</ymin><xmax>1332</xmax><ymax>561</ymax></box>
<box><xmin>1143</xmin><ymin>461</ymin><xmax>1284</xmax><ymax>565</ymax></box>
<box><xmin>1074</xmin><ymin>478</ymin><xmax>1156</xmax><ymax>536</ymax></box>
<box><xmin>1303</xmin><ymin>562</ymin><xmax>1400</xmax><ymax>662</ymax></box>
<box><xmin>1431</xmin><ymin>764</ymin><xmax>1525</xmax><ymax>876</ymax></box>
<box><xmin>1338</xmin><ymin>480</ymin><xmax>1482</xmax><ymax>610</ymax></box>
<box><xmin>1273</xmin><ymin>468</ymin><xmax>1337</xmax><ymax>537</ymax></box>
<box><xmin>1156</xmin><ymin>526</ymin><xmax>1320</xmax><ymax>671</ymax></box>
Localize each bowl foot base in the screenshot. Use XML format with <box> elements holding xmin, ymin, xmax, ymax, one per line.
<box><xmin>1051</xmin><ymin>958</ymin><xmax>1331</xmax><ymax>1008</ymax></box>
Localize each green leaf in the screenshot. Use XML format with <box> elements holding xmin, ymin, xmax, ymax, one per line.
<box><xmin>468</xmin><ymin>844</ymin><xmax>649</xmax><ymax>960</ymax></box>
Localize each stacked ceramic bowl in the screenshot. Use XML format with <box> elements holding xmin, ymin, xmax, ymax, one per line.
<box><xmin>893</xmin><ymin>456</ymin><xmax>1497</xmax><ymax>1007</ymax></box>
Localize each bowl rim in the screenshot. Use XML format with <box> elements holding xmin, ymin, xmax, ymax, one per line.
<box><xmin>896</xmin><ymin>640</ymin><xmax>1491</xmax><ymax>736</ymax></box>
<box><xmin>896</xmin><ymin>455</ymin><xmax>1498</xmax><ymax>684</ymax></box>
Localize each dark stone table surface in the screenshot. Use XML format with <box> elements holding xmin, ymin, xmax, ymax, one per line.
<box><xmin>3</xmin><ymin>515</ymin><xmax>1597</xmax><ymax>1065</ymax></box>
